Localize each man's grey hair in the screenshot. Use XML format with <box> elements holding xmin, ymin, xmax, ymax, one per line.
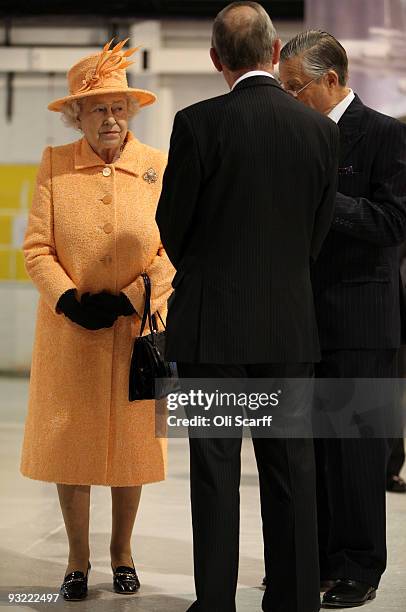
<box><xmin>280</xmin><ymin>30</ymin><xmax>348</xmax><ymax>86</ymax></box>
<box><xmin>212</xmin><ymin>1</ymin><xmax>277</xmax><ymax>71</ymax></box>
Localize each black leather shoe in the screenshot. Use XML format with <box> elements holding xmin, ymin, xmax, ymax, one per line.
<box><xmin>322</xmin><ymin>579</ymin><xmax>376</xmax><ymax>608</ymax></box>
<box><xmin>112</xmin><ymin>560</ymin><xmax>140</xmax><ymax>594</ymax></box>
<box><xmin>60</xmin><ymin>562</ymin><xmax>91</xmax><ymax>601</ymax></box>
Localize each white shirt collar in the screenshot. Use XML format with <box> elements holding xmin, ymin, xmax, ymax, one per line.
<box><xmin>231</xmin><ymin>70</ymin><xmax>275</xmax><ymax>91</ymax></box>
<box><xmin>328</xmin><ymin>89</ymin><xmax>355</xmax><ymax>123</ymax></box>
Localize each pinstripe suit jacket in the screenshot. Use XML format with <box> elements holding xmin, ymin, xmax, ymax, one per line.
<box><xmin>156</xmin><ymin>75</ymin><xmax>339</xmax><ymax>363</ymax></box>
<box><xmin>311</xmin><ymin>95</ymin><xmax>406</xmax><ymax>350</ymax></box>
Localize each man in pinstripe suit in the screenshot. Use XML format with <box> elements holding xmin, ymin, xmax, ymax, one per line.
<box><xmin>157</xmin><ymin>3</ymin><xmax>339</xmax><ymax>612</ymax></box>
<box><xmin>280</xmin><ymin>30</ymin><xmax>406</xmax><ymax>608</ymax></box>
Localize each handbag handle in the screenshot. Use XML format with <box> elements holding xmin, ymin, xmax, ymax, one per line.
<box><xmin>139</xmin><ymin>273</ymin><xmax>152</xmax><ymax>337</ymax></box>
<box><xmin>139</xmin><ymin>273</ymin><xmax>166</xmax><ymax>337</ymax></box>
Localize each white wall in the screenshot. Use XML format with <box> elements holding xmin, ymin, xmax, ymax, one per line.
<box><xmin>0</xmin><ymin>284</ymin><xmax>38</xmax><ymax>372</ymax></box>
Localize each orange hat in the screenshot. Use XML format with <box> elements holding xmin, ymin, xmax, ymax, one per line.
<box><xmin>48</xmin><ymin>38</ymin><xmax>156</xmax><ymax>112</ymax></box>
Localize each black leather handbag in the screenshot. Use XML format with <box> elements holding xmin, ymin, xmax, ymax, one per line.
<box><xmin>129</xmin><ymin>273</ymin><xmax>176</xmax><ymax>401</ymax></box>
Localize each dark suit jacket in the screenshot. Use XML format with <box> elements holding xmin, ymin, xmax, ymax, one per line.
<box><xmin>156</xmin><ymin>75</ymin><xmax>339</xmax><ymax>363</ymax></box>
<box><xmin>311</xmin><ymin>94</ymin><xmax>406</xmax><ymax>350</ymax></box>
<box><xmin>398</xmin><ymin>241</ymin><xmax>406</xmax><ymax>344</ymax></box>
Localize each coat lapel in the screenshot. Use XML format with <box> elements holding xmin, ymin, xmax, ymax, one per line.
<box><xmin>74</xmin><ymin>136</ymin><xmax>104</xmax><ymax>169</ymax></box>
<box><xmin>338</xmin><ymin>95</ymin><xmax>367</xmax><ymax>165</ymax></box>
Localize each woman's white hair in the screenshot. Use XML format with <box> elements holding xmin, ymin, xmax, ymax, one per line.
<box><xmin>61</xmin><ymin>95</ymin><xmax>140</xmax><ymax>130</ymax></box>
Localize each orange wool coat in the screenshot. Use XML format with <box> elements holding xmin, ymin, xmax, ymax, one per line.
<box><xmin>20</xmin><ymin>131</ymin><xmax>174</xmax><ymax>486</ymax></box>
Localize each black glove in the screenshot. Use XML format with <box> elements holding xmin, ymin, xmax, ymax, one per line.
<box><xmin>57</xmin><ymin>289</ymin><xmax>117</xmax><ymax>330</ymax></box>
<box><xmin>81</xmin><ymin>291</ymin><xmax>136</xmax><ymax>317</ymax></box>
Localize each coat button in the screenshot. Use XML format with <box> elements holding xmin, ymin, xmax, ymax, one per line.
<box><xmin>103</xmin><ymin>223</ymin><xmax>114</xmax><ymax>234</ymax></box>
<box><xmin>102</xmin><ymin>167</ymin><xmax>112</xmax><ymax>176</ymax></box>
<box><xmin>102</xmin><ymin>194</ymin><xmax>112</xmax><ymax>205</ymax></box>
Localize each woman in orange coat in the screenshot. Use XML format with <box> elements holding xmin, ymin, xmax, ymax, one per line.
<box><xmin>20</xmin><ymin>40</ymin><xmax>174</xmax><ymax>600</ymax></box>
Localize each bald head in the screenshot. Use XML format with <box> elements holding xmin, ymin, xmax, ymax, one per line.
<box><xmin>212</xmin><ymin>1</ymin><xmax>277</xmax><ymax>71</ymax></box>
<box><xmin>223</xmin><ymin>3</ymin><xmax>261</xmax><ymax>29</ymax></box>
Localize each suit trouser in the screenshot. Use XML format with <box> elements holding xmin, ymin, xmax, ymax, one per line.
<box><xmin>387</xmin><ymin>347</ymin><xmax>406</xmax><ymax>478</ymax></box>
<box><xmin>177</xmin><ymin>362</ymin><xmax>320</xmax><ymax>612</ymax></box>
<box><xmin>387</xmin><ymin>437</ymin><xmax>405</xmax><ymax>477</ymax></box>
<box><xmin>314</xmin><ymin>349</ymin><xmax>397</xmax><ymax>588</ymax></box>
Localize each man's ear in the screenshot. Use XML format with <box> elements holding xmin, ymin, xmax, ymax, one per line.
<box><xmin>326</xmin><ymin>70</ymin><xmax>339</xmax><ymax>89</ymax></box>
<box><xmin>210</xmin><ymin>47</ymin><xmax>223</xmax><ymax>73</ymax></box>
<box><xmin>272</xmin><ymin>38</ymin><xmax>282</xmax><ymax>67</ymax></box>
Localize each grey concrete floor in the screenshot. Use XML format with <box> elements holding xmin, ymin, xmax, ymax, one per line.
<box><xmin>0</xmin><ymin>378</ymin><xmax>405</xmax><ymax>611</ymax></box>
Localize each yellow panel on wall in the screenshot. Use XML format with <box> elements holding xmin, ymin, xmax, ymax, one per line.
<box><xmin>0</xmin><ymin>251</ymin><xmax>10</xmax><ymax>279</ymax></box>
<box><xmin>0</xmin><ymin>164</ymin><xmax>38</xmax><ymax>282</ymax></box>
<box><xmin>0</xmin><ymin>216</ymin><xmax>12</xmax><ymax>244</ymax></box>
<box><xmin>16</xmin><ymin>250</ymin><xmax>29</xmax><ymax>281</ymax></box>
<box><xmin>0</xmin><ymin>165</ymin><xmax>37</xmax><ymax>211</ymax></box>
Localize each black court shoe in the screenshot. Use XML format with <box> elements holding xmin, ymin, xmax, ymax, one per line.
<box><xmin>60</xmin><ymin>562</ymin><xmax>91</xmax><ymax>601</ymax></box>
<box><xmin>112</xmin><ymin>559</ymin><xmax>140</xmax><ymax>594</ymax></box>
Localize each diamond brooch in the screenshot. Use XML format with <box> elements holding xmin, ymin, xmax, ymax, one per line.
<box><xmin>143</xmin><ymin>168</ymin><xmax>158</xmax><ymax>184</ymax></box>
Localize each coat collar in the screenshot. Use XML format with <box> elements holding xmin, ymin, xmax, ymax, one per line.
<box><xmin>232</xmin><ymin>74</ymin><xmax>282</xmax><ymax>93</ymax></box>
<box><xmin>74</xmin><ymin>130</ymin><xmax>140</xmax><ymax>175</ymax></box>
